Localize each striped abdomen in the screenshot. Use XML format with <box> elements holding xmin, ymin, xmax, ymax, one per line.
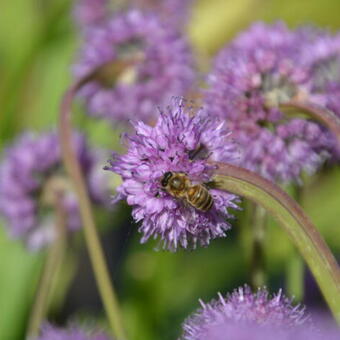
<box><xmin>187</xmin><ymin>185</ymin><xmax>213</xmax><ymax>212</ymax></box>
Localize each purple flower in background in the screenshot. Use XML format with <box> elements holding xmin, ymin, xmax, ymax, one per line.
<box><xmin>130</xmin><ymin>0</ymin><xmax>194</xmax><ymax>28</ymax></box>
<box><xmin>105</xmin><ymin>98</ymin><xmax>239</xmax><ymax>250</ymax></box>
<box><xmin>37</xmin><ymin>324</ymin><xmax>111</xmax><ymax>340</ymax></box>
<box><xmin>180</xmin><ymin>285</ymin><xmax>310</xmax><ymax>340</ymax></box>
<box><xmin>74</xmin><ymin>10</ymin><xmax>195</xmax><ymax>124</ymax></box>
<box><xmin>73</xmin><ymin>0</ymin><xmax>109</xmax><ymax>28</ymax></box>
<box><xmin>205</xmin><ymin>22</ymin><xmax>333</xmax><ymax>183</ymax></box>
<box><xmin>297</xmin><ymin>29</ymin><xmax>340</xmax><ymax>115</ymax></box>
<box><xmin>0</xmin><ymin>132</ymin><xmax>109</xmax><ymax>250</ymax></box>
<box><xmin>182</xmin><ymin>320</ymin><xmax>340</xmax><ymax>340</ymax></box>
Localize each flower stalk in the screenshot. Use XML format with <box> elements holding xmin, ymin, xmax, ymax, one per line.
<box><xmin>26</xmin><ymin>191</ymin><xmax>67</xmax><ymax>339</ymax></box>
<box><xmin>285</xmin><ymin>185</ymin><xmax>305</xmax><ymax>301</ymax></box>
<box><xmin>58</xmin><ymin>76</ymin><xmax>127</xmax><ymax>339</ymax></box>
<box><xmin>249</xmin><ymin>203</ymin><xmax>267</xmax><ymax>288</ymax></box>
<box><xmin>211</xmin><ymin>161</ymin><xmax>340</xmax><ymax>322</ymax></box>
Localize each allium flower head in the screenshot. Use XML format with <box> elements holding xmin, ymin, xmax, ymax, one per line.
<box><xmin>180</xmin><ymin>285</ymin><xmax>309</xmax><ymax>340</ymax></box>
<box><xmin>130</xmin><ymin>0</ymin><xmax>194</xmax><ymax>28</ymax></box>
<box><xmin>205</xmin><ymin>22</ymin><xmax>332</xmax><ymax>183</ymax></box>
<box><xmin>73</xmin><ymin>0</ymin><xmax>109</xmax><ymax>28</ymax></box>
<box><xmin>105</xmin><ymin>98</ymin><xmax>239</xmax><ymax>250</ymax></box>
<box><xmin>37</xmin><ymin>324</ymin><xmax>111</xmax><ymax>340</ymax></box>
<box><xmin>0</xmin><ymin>132</ymin><xmax>108</xmax><ymax>250</ymax></box>
<box><xmin>182</xmin><ymin>321</ymin><xmax>340</xmax><ymax>340</ymax></box>
<box><xmin>297</xmin><ymin>29</ymin><xmax>340</xmax><ymax>115</ymax></box>
<box><xmin>74</xmin><ymin>10</ymin><xmax>195</xmax><ymax>124</ymax></box>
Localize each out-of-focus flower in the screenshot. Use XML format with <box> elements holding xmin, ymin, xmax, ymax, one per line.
<box><xmin>297</xmin><ymin>29</ymin><xmax>340</xmax><ymax>116</ymax></box>
<box><xmin>74</xmin><ymin>10</ymin><xmax>195</xmax><ymax>125</ymax></box>
<box><xmin>205</xmin><ymin>22</ymin><xmax>333</xmax><ymax>183</ymax></box>
<box><xmin>73</xmin><ymin>0</ymin><xmax>109</xmax><ymax>28</ymax></box>
<box><xmin>105</xmin><ymin>98</ymin><xmax>239</xmax><ymax>250</ymax></box>
<box><xmin>130</xmin><ymin>0</ymin><xmax>194</xmax><ymax>28</ymax></box>
<box><xmin>298</xmin><ymin>29</ymin><xmax>340</xmax><ymax>159</ymax></box>
<box><xmin>182</xmin><ymin>321</ymin><xmax>340</xmax><ymax>340</ymax></box>
<box><xmin>37</xmin><ymin>324</ymin><xmax>111</xmax><ymax>340</ymax></box>
<box><xmin>0</xmin><ymin>132</ymin><xmax>109</xmax><ymax>250</ymax></box>
<box><xmin>180</xmin><ymin>285</ymin><xmax>311</xmax><ymax>340</ymax></box>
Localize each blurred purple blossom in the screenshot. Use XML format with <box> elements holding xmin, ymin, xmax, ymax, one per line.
<box><xmin>180</xmin><ymin>285</ymin><xmax>312</xmax><ymax>340</ymax></box>
<box><xmin>297</xmin><ymin>28</ymin><xmax>340</xmax><ymax>132</ymax></box>
<box><xmin>181</xmin><ymin>320</ymin><xmax>340</xmax><ymax>340</ymax></box>
<box><xmin>205</xmin><ymin>22</ymin><xmax>335</xmax><ymax>183</ymax></box>
<box><xmin>105</xmin><ymin>98</ymin><xmax>239</xmax><ymax>250</ymax></box>
<box><xmin>37</xmin><ymin>324</ymin><xmax>111</xmax><ymax>340</ymax></box>
<box><xmin>0</xmin><ymin>132</ymin><xmax>109</xmax><ymax>250</ymax></box>
<box><xmin>74</xmin><ymin>10</ymin><xmax>195</xmax><ymax>124</ymax></box>
<box><xmin>130</xmin><ymin>0</ymin><xmax>194</xmax><ymax>28</ymax></box>
<box><xmin>73</xmin><ymin>0</ymin><xmax>109</xmax><ymax>28</ymax></box>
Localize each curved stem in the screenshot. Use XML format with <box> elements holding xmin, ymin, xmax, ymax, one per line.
<box><xmin>58</xmin><ymin>80</ymin><xmax>127</xmax><ymax>340</ymax></box>
<box><xmin>286</xmin><ymin>251</ymin><xmax>304</xmax><ymax>301</ymax></box>
<box><xmin>210</xmin><ymin>161</ymin><xmax>340</xmax><ymax>322</ymax></box>
<box><xmin>281</xmin><ymin>100</ymin><xmax>340</xmax><ymax>145</ymax></box>
<box><xmin>26</xmin><ymin>192</ymin><xmax>67</xmax><ymax>339</ymax></box>
<box><xmin>249</xmin><ymin>204</ymin><xmax>267</xmax><ymax>288</ymax></box>
<box><xmin>285</xmin><ymin>185</ymin><xmax>305</xmax><ymax>301</ymax></box>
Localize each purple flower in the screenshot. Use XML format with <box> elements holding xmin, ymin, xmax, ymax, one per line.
<box><xmin>182</xmin><ymin>321</ymin><xmax>340</xmax><ymax>340</ymax></box>
<box><xmin>73</xmin><ymin>0</ymin><xmax>109</xmax><ymax>28</ymax></box>
<box><xmin>180</xmin><ymin>285</ymin><xmax>310</xmax><ymax>340</ymax></box>
<box><xmin>205</xmin><ymin>22</ymin><xmax>333</xmax><ymax>183</ymax></box>
<box><xmin>74</xmin><ymin>10</ymin><xmax>195</xmax><ymax>124</ymax></box>
<box><xmin>297</xmin><ymin>29</ymin><xmax>340</xmax><ymax>116</ymax></box>
<box><xmin>105</xmin><ymin>98</ymin><xmax>239</xmax><ymax>250</ymax></box>
<box><xmin>36</xmin><ymin>324</ymin><xmax>111</xmax><ymax>340</ymax></box>
<box><xmin>297</xmin><ymin>29</ymin><xmax>340</xmax><ymax>159</ymax></box>
<box><xmin>130</xmin><ymin>0</ymin><xmax>194</xmax><ymax>28</ymax></box>
<box><xmin>0</xmin><ymin>131</ymin><xmax>108</xmax><ymax>250</ymax></box>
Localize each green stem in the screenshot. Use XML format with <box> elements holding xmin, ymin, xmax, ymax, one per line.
<box><xmin>285</xmin><ymin>185</ymin><xmax>305</xmax><ymax>301</ymax></box>
<box><xmin>211</xmin><ymin>161</ymin><xmax>340</xmax><ymax>322</ymax></box>
<box><xmin>286</xmin><ymin>252</ymin><xmax>304</xmax><ymax>301</ymax></box>
<box><xmin>26</xmin><ymin>192</ymin><xmax>67</xmax><ymax>339</ymax></box>
<box><xmin>58</xmin><ymin>81</ymin><xmax>127</xmax><ymax>340</ymax></box>
<box><xmin>249</xmin><ymin>204</ymin><xmax>267</xmax><ymax>288</ymax></box>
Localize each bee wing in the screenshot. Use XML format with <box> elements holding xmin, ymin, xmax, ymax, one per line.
<box><xmin>188</xmin><ymin>144</ymin><xmax>211</xmax><ymax>161</ymax></box>
<box><xmin>203</xmin><ymin>180</ymin><xmax>217</xmax><ymax>190</ymax></box>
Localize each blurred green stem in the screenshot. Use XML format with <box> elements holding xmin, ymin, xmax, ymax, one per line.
<box><xmin>249</xmin><ymin>203</ymin><xmax>267</xmax><ymax>288</ymax></box>
<box><xmin>0</xmin><ymin>0</ymin><xmax>71</xmax><ymax>144</ymax></box>
<box><xmin>58</xmin><ymin>79</ymin><xmax>127</xmax><ymax>340</ymax></box>
<box><xmin>26</xmin><ymin>192</ymin><xmax>66</xmax><ymax>339</ymax></box>
<box><xmin>285</xmin><ymin>185</ymin><xmax>304</xmax><ymax>301</ymax></box>
<box><xmin>211</xmin><ymin>161</ymin><xmax>340</xmax><ymax>323</ymax></box>
<box><xmin>286</xmin><ymin>251</ymin><xmax>304</xmax><ymax>301</ymax></box>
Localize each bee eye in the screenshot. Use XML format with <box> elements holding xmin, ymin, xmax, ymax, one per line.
<box><xmin>161</xmin><ymin>171</ymin><xmax>172</xmax><ymax>187</ymax></box>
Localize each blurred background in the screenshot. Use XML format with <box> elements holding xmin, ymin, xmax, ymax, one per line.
<box><xmin>1</xmin><ymin>0</ymin><xmax>340</xmax><ymax>339</ymax></box>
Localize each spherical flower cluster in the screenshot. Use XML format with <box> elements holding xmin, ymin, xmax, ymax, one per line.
<box><xmin>105</xmin><ymin>98</ymin><xmax>239</xmax><ymax>250</ymax></box>
<box><xmin>73</xmin><ymin>0</ymin><xmax>109</xmax><ymax>28</ymax></box>
<box><xmin>180</xmin><ymin>285</ymin><xmax>310</xmax><ymax>340</ymax></box>
<box><xmin>74</xmin><ymin>10</ymin><xmax>195</xmax><ymax>124</ymax></box>
<box><xmin>297</xmin><ymin>28</ymin><xmax>340</xmax><ymax>116</ymax></box>
<box><xmin>37</xmin><ymin>324</ymin><xmax>111</xmax><ymax>340</ymax></box>
<box><xmin>182</xmin><ymin>321</ymin><xmax>340</xmax><ymax>340</ymax></box>
<box><xmin>130</xmin><ymin>0</ymin><xmax>194</xmax><ymax>28</ymax></box>
<box><xmin>0</xmin><ymin>131</ymin><xmax>108</xmax><ymax>250</ymax></box>
<box><xmin>205</xmin><ymin>22</ymin><xmax>334</xmax><ymax>183</ymax></box>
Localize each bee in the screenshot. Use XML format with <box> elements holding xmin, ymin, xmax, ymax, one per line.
<box><xmin>160</xmin><ymin>172</ymin><xmax>213</xmax><ymax>212</ymax></box>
